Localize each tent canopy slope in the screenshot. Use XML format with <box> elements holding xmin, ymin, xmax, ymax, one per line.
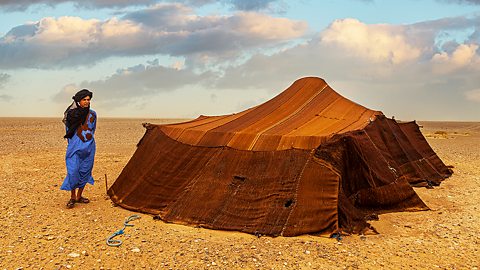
<box><xmin>108</xmin><ymin>77</ymin><xmax>452</xmax><ymax>236</ymax></box>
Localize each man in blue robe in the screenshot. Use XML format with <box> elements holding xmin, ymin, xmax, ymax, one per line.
<box><xmin>61</xmin><ymin>89</ymin><xmax>96</xmax><ymax>209</ymax></box>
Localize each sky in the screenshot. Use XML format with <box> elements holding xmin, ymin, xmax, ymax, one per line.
<box><xmin>0</xmin><ymin>0</ymin><xmax>479</xmax><ymax>121</ymax></box>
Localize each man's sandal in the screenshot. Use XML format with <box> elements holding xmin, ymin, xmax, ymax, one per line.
<box><xmin>76</xmin><ymin>197</ymin><xmax>90</xmax><ymax>204</ymax></box>
<box><xmin>66</xmin><ymin>199</ymin><xmax>76</xmax><ymax>209</ymax></box>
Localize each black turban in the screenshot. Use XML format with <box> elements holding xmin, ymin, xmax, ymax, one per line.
<box><xmin>63</xmin><ymin>89</ymin><xmax>93</xmax><ymax>139</ymax></box>
<box><xmin>73</xmin><ymin>89</ymin><xmax>93</xmax><ymax>102</ymax></box>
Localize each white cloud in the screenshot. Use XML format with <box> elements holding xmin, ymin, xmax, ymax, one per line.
<box><xmin>228</xmin><ymin>12</ymin><xmax>306</xmax><ymax>40</ymax></box>
<box><xmin>211</xmin><ymin>16</ymin><xmax>480</xmax><ymax>120</ymax></box>
<box><xmin>0</xmin><ymin>4</ymin><xmax>307</xmax><ymax>68</ymax></box>
<box><xmin>0</xmin><ymin>0</ymin><xmax>157</xmax><ymax>11</ymax></box>
<box><xmin>215</xmin><ymin>16</ymin><xmax>480</xmax><ymax>88</ymax></box>
<box><xmin>32</xmin><ymin>17</ymin><xmax>101</xmax><ymax>45</ymax></box>
<box><xmin>0</xmin><ymin>0</ymin><xmax>285</xmax><ymax>11</ymax></box>
<box><xmin>0</xmin><ymin>16</ymin><xmax>150</xmax><ymax>68</ymax></box>
<box><xmin>41</xmin><ymin>14</ymin><xmax>480</xmax><ymax>120</ymax></box>
<box><xmin>320</xmin><ymin>18</ymin><xmax>421</xmax><ymax>64</ymax></box>
<box><xmin>431</xmin><ymin>43</ymin><xmax>480</xmax><ymax>73</ymax></box>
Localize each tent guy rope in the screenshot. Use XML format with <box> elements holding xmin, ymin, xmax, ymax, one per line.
<box><xmin>106</xmin><ymin>215</ymin><xmax>141</xmax><ymax>247</ymax></box>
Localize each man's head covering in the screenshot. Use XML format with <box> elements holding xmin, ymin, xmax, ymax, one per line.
<box><xmin>73</xmin><ymin>89</ymin><xmax>93</xmax><ymax>103</ymax></box>
<box><xmin>63</xmin><ymin>89</ymin><xmax>94</xmax><ymax>139</ymax></box>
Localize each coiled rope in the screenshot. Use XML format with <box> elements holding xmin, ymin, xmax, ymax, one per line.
<box><xmin>106</xmin><ymin>215</ymin><xmax>141</xmax><ymax>247</ymax></box>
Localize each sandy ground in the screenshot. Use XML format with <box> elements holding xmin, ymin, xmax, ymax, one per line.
<box><xmin>0</xmin><ymin>117</ymin><xmax>479</xmax><ymax>270</ymax></box>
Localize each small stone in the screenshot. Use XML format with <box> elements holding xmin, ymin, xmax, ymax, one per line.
<box><xmin>47</xmin><ymin>236</ymin><xmax>55</xmax><ymax>241</ymax></box>
<box><xmin>81</xmin><ymin>250</ymin><xmax>88</xmax><ymax>256</ymax></box>
<box><xmin>68</xmin><ymin>252</ymin><xmax>80</xmax><ymax>258</ymax></box>
<box><xmin>131</xmin><ymin>247</ymin><xmax>141</xmax><ymax>253</ymax></box>
<box><xmin>211</xmin><ymin>262</ymin><xmax>216</xmax><ymax>266</ymax></box>
<box><xmin>305</xmin><ymin>250</ymin><xmax>311</xmax><ymax>255</ymax></box>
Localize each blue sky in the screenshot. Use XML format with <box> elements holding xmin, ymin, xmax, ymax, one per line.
<box><xmin>0</xmin><ymin>0</ymin><xmax>479</xmax><ymax>120</ymax></box>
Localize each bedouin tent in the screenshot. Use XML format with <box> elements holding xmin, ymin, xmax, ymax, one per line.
<box><xmin>108</xmin><ymin>77</ymin><xmax>452</xmax><ymax>236</ymax></box>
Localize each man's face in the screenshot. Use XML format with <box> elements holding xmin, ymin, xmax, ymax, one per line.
<box><xmin>79</xmin><ymin>96</ymin><xmax>91</xmax><ymax>108</ymax></box>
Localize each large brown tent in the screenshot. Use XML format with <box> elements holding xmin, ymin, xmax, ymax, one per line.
<box><xmin>108</xmin><ymin>77</ymin><xmax>452</xmax><ymax>236</ymax></box>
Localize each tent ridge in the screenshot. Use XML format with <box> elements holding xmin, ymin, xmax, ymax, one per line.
<box><xmin>247</xmin><ymin>84</ymin><xmax>329</xmax><ymax>150</ymax></box>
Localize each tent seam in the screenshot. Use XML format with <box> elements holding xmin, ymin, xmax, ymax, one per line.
<box><xmin>280</xmin><ymin>149</ymin><xmax>315</xmax><ymax>236</ymax></box>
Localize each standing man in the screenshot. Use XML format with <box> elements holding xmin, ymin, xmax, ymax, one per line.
<box><xmin>61</xmin><ymin>89</ymin><xmax>96</xmax><ymax>209</ymax></box>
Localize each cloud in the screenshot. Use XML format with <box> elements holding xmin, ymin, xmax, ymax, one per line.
<box><xmin>216</xmin><ymin>16</ymin><xmax>480</xmax><ymax>87</ymax></box>
<box><xmin>49</xmin><ymin>14</ymin><xmax>477</xmax><ymax>117</ymax></box>
<box><xmin>54</xmin><ymin>60</ymin><xmax>211</xmax><ymax>107</ymax></box>
<box><xmin>0</xmin><ymin>0</ymin><xmax>285</xmax><ymax>11</ymax></box>
<box><xmin>437</xmin><ymin>0</ymin><xmax>480</xmax><ymax>5</ymax></box>
<box><xmin>211</xmin><ymin>16</ymin><xmax>480</xmax><ymax>120</ymax></box>
<box><xmin>53</xmin><ymin>83</ymin><xmax>78</xmax><ymax>103</ymax></box>
<box><xmin>320</xmin><ymin>18</ymin><xmax>421</xmax><ymax>64</ymax></box>
<box><xmin>0</xmin><ymin>0</ymin><xmax>157</xmax><ymax>11</ymax></box>
<box><xmin>0</xmin><ymin>73</ymin><xmax>12</xmax><ymax>102</ymax></box>
<box><xmin>0</xmin><ymin>73</ymin><xmax>10</xmax><ymax>89</ymax></box>
<box><xmin>465</xmin><ymin>89</ymin><xmax>480</xmax><ymax>102</ymax></box>
<box><xmin>184</xmin><ymin>0</ymin><xmax>286</xmax><ymax>11</ymax></box>
<box><xmin>224</xmin><ymin>0</ymin><xmax>284</xmax><ymax>11</ymax></box>
<box><xmin>0</xmin><ymin>4</ymin><xmax>307</xmax><ymax>69</ymax></box>
<box><xmin>431</xmin><ymin>43</ymin><xmax>480</xmax><ymax>73</ymax></box>
<box><xmin>214</xmin><ymin>18</ymin><xmax>432</xmax><ymax>90</ymax></box>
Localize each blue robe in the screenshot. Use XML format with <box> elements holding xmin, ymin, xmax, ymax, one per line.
<box><xmin>61</xmin><ymin>110</ymin><xmax>97</xmax><ymax>190</ymax></box>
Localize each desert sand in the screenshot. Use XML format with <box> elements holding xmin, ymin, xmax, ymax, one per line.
<box><xmin>0</xmin><ymin>117</ymin><xmax>479</xmax><ymax>269</ymax></box>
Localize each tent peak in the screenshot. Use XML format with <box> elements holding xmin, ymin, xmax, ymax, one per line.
<box><xmin>294</xmin><ymin>76</ymin><xmax>327</xmax><ymax>84</ymax></box>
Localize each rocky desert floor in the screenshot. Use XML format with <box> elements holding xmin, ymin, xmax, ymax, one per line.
<box><xmin>0</xmin><ymin>118</ymin><xmax>479</xmax><ymax>270</ymax></box>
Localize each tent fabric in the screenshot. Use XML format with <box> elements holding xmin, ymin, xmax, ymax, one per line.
<box><xmin>108</xmin><ymin>77</ymin><xmax>452</xmax><ymax>236</ymax></box>
<box><xmin>159</xmin><ymin>77</ymin><xmax>381</xmax><ymax>151</ymax></box>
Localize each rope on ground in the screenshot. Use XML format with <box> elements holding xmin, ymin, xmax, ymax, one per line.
<box><xmin>330</xmin><ymin>232</ymin><xmax>343</xmax><ymax>241</ymax></box>
<box><xmin>106</xmin><ymin>214</ymin><xmax>141</xmax><ymax>247</ymax></box>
